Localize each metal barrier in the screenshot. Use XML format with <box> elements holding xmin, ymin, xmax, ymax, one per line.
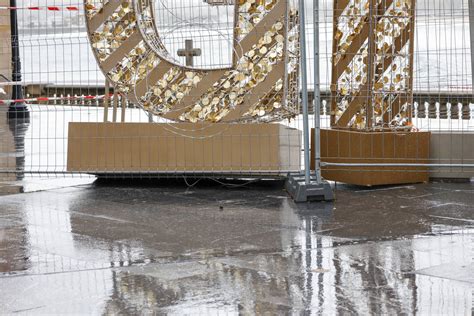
<box><xmin>1</xmin><ymin>0</ymin><xmax>474</xmax><ymax>186</ymax></box>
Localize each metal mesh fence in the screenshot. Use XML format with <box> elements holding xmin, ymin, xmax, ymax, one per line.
<box><xmin>313</xmin><ymin>0</ymin><xmax>474</xmax><ymax>183</ymax></box>
<box><xmin>0</xmin><ymin>0</ymin><xmax>473</xmax><ymax>182</ymax></box>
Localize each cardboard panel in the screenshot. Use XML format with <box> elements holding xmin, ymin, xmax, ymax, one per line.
<box><xmin>68</xmin><ymin>123</ymin><xmax>301</xmax><ymax>175</ymax></box>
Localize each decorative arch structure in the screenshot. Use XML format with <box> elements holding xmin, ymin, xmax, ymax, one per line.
<box><xmin>84</xmin><ymin>0</ymin><xmax>300</xmax><ymax>123</ymax></box>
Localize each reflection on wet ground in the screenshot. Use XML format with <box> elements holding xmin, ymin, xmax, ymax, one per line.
<box><xmin>0</xmin><ymin>180</ymin><xmax>472</xmax><ymax>314</ymax></box>
<box><xmin>0</xmin><ymin>107</ymin><xmax>26</xmax><ymax>181</ymax></box>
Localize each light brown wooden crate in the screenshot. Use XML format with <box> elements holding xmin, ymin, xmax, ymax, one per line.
<box><xmin>312</xmin><ymin>129</ymin><xmax>431</xmax><ymax>186</ymax></box>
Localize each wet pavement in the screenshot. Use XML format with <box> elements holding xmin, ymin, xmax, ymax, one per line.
<box><xmin>0</xmin><ymin>179</ymin><xmax>472</xmax><ymax>314</ymax></box>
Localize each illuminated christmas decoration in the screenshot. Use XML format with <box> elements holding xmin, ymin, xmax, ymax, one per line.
<box><xmin>331</xmin><ymin>0</ymin><xmax>416</xmax><ymax>130</ymax></box>
<box><xmin>84</xmin><ymin>0</ymin><xmax>300</xmax><ymax>123</ymax></box>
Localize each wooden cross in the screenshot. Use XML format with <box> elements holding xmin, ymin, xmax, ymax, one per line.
<box><xmin>177</xmin><ymin>39</ymin><xmax>201</xmax><ymax>67</ymax></box>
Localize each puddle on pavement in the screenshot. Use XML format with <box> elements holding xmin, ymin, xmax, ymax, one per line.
<box><xmin>0</xmin><ymin>185</ymin><xmax>472</xmax><ymax>314</ymax></box>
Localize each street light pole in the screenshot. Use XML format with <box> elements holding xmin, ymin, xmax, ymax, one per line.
<box><xmin>8</xmin><ymin>0</ymin><xmax>29</xmax><ymax>119</ymax></box>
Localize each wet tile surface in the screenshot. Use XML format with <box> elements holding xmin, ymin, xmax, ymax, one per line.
<box><xmin>0</xmin><ymin>180</ymin><xmax>473</xmax><ymax>314</ymax></box>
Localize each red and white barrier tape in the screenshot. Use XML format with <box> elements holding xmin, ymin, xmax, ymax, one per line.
<box><xmin>0</xmin><ymin>94</ymin><xmax>113</xmax><ymax>105</ymax></box>
<box><xmin>0</xmin><ymin>6</ymin><xmax>82</xmax><ymax>11</ymax></box>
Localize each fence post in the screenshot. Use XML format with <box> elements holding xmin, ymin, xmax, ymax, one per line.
<box><xmin>285</xmin><ymin>0</ymin><xmax>334</xmax><ymax>202</ymax></box>
<box><xmin>299</xmin><ymin>0</ymin><xmax>311</xmax><ymax>185</ymax></box>
<box><xmin>313</xmin><ymin>0</ymin><xmax>322</xmax><ymax>184</ymax></box>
